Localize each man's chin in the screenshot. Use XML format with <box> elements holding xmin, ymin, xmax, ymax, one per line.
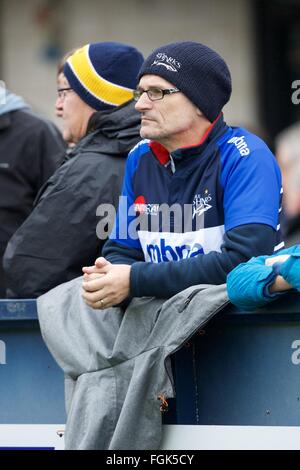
<box><xmin>140</xmin><ymin>127</ymin><xmax>156</xmax><ymax>141</ymax></box>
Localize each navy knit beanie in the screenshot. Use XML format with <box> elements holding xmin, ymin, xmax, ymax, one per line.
<box><xmin>64</xmin><ymin>42</ymin><xmax>144</xmax><ymax>111</ymax></box>
<box><xmin>138</xmin><ymin>41</ymin><xmax>232</xmax><ymax>122</ymax></box>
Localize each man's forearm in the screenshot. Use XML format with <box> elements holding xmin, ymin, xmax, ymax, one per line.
<box><xmin>130</xmin><ymin>249</ymin><xmax>242</xmax><ymax>298</ymax></box>
<box><xmin>102</xmin><ymin>239</ymin><xmax>144</xmax><ymax>265</ymax></box>
<box><xmin>130</xmin><ymin>224</ymin><xmax>278</xmax><ymax>298</ymax></box>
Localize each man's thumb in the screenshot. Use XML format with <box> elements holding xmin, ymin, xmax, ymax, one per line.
<box><xmin>95</xmin><ymin>257</ymin><xmax>110</xmax><ymax>268</ymax></box>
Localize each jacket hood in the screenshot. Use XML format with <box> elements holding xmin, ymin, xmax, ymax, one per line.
<box><xmin>0</xmin><ymin>90</ymin><xmax>29</xmax><ymax>116</ymax></box>
<box><xmin>68</xmin><ymin>100</ymin><xmax>141</xmax><ymax>160</ymax></box>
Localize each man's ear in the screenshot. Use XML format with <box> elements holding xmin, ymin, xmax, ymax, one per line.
<box><xmin>196</xmin><ymin>107</ymin><xmax>212</xmax><ymax>124</ymax></box>
<box><xmin>196</xmin><ymin>107</ymin><xmax>205</xmax><ymax>118</ymax></box>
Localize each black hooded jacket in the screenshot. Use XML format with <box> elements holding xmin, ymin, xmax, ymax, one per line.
<box><xmin>0</xmin><ymin>108</ymin><xmax>66</xmax><ymax>297</ymax></box>
<box><xmin>3</xmin><ymin>100</ymin><xmax>141</xmax><ymax>298</ymax></box>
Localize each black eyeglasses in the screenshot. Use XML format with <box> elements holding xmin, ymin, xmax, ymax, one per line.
<box><xmin>57</xmin><ymin>87</ymin><xmax>73</xmax><ymax>100</ymax></box>
<box><xmin>133</xmin><ymin>87</ymin><xmax>180</xmax><ymax>102</ymax></box>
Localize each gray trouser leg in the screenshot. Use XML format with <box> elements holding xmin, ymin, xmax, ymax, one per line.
<box><xmin>64</xmin><ymin>374</ymin><xmax>76</xmax><ymax>416</ymax></box>
<box><xmin>64</xmin><ymin>369</ymin><xmax>116</xmax><ymax>450</ymax></box>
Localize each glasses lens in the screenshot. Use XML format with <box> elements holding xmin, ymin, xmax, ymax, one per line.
<box><xmin>57</xmin><ymin>88</ymin><xmax>72</xmax><ymax>100</ymax></box>
<box><xmin>147</xmin><ymin>88</ymin><xmax>163</xmax><ymax>101</ymax></box>
<box><xmin>133</xmin><ymin>89</ymin><xmax>142</xmax><ymax>101</ymax></box>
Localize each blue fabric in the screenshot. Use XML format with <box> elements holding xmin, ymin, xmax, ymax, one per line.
<box><xmin>219</xmin><ymin>127</ymin><xmax>282</xmax><ymax>232</ymax></box>
<box><xmin>128</xmin><ymin>224</ymin><xmax>277</xmax><ymax>299</ymax></box>
<box><xmin>105</xmin><ymin>114</ymin><xmax>283</xmax><ymax>299</ymax></box>
<box><xmin>109</xmin><ymin>116</ymin><xmax>282</xmax><ymax>261</ymax></box>
<box><xmin>279</xmin><ymin>251</ymin><xmax>300</xmax><ymax>291</ymax></box>
<box><xmin>227</xmin><ymin>245</ymin><xmax>300</xmax><ymax>310</ymax></box>
<box><xmin>110</xmin><ymin>139</ymin><xmax>148</xmax><ymax>250</ymax></box>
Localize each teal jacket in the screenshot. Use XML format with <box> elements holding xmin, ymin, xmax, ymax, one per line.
<box><xmin>227</xmin><ymin>245</ymin><xmax>300</xmax><ymax>311</ymax></box>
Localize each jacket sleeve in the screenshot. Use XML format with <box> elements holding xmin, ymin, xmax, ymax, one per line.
<box><xmin>3</xmin><ymin>153</ymin><xmax>123</xmax><ymax>298</ymax></box>
<box><xmin>102</xmin><ymin>239</ymin><xmax>145</xmax><ymax>264</ymax></box>
<box><xmin>128</xmin><ymin>224</ymin><xmax>279</xmax><ymax>299</ymax></box>
<box><xmin>226</xmin><ymin>245</ymin><xmax>300</xmax><ymax>311</ymax></box>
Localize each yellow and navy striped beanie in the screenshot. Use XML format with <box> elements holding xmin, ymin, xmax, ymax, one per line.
<box><xmin>64</xmin><ymin>42</ymin><xmax>144</xmax><ymax>111</ymax></box>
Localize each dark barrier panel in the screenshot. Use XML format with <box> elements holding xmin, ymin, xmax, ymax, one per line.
<box><xmin>0</xmin><ymin>299</ymin><xmax>66</xmax><ymax>424</ymax></box>
<box><xmin>2</xmin><ymin>293</ymin><xmax>300</xmax><ymax>427</ymax></box>
<box><xmin>167</xmin><ymin>292</ymin><xmax>300</xmax><ymax>426</ymax></box>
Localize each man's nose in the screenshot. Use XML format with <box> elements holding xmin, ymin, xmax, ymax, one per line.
<box><xmin>55</xmin><ymin>97</ymin><xmax>63</xmax><ymax>118</ymax></box>
<box><xmin>134</xmin><ymin>92</ymin><xmax>152</xmax><ymax>111</ymax></box>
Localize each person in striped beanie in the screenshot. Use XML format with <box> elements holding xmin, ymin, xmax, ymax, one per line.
<box><xmin>61</xmin><ymin>41</ymin><xmax>144</xmax><ymax>143</ymax></box>
<box><xmin>3</xmin><ymin>41</ymin><xmax>144</xmax><ymax>298</ymax></box>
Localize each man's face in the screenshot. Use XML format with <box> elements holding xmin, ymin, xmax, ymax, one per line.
<box><xmin>134</xmin><ymin>74</ymin><xmax>203</xmax><ymax>151</ymax></box>
<box><xmin>55</xmin><ymin>72</ymin><xmax>67</xmax><ymax>119</ymax></box>
<box><xmin>61</xmin><ymin>78</ymin><xmax>95</xmax><ymax>144</ymax></box>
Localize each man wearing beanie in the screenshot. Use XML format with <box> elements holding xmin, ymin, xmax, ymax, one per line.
<box><xmin>37</xmin><ymin>42</ymin><xmax>283</xmax><ymax>450</ymax></box>
<box><xmin>3</xmin><ymin>42</ymin><xmax>144</xmax><ymax>298</ymax></box>
<box><xmin>83</xmin><ymin>41</ymin><xmax>283</xmax><ymax>305</ymax></box>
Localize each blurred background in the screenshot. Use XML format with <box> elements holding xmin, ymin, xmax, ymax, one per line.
<box><xmin>0</xmin><ymin>0</ymin><xmax>299</xmax><ymax>142</ymax></box>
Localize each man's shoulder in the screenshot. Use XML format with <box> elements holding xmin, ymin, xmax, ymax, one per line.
<box><xmin>218</xmin><ymin>126</ymin><xmax>273</xmax><ymax>160</ymax></box>
<box><xmin>71</xmin><ymin>140</ymin><xmax>127</xmax><ymax>173</ymax></box>
<box><xmin>128</xmin><ymin>139</ymin><xmax>150</xmax><ymax>158</ymax></box>
<box><xmin>46</xmin><ymin>147</ymin><xmax>123</xmax><ymax>192</ymax></box>
<box><xmin>125</xmin><ymin>139</ymin><xmax>151</xmax><ymax>171</ymax></box>
<box><xmin>9</xmin><ymin>109</ymin><xmax>65</xmax><ymax>153</ymax></box>
<box><xmin>12</xmin><ymin>109</ymin><xmax>60</xmax><ymax>135</ymax></box>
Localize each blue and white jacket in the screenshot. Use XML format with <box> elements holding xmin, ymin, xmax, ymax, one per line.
<box><xmin>103</xmin><ymin>114</ymin><xmax>283</xmax><ymax>298</ymax></box>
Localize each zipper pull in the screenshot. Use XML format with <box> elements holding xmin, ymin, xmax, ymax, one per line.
<box><xmin>178</xmin><ymin>288</ymin><xmax>204</xmax><ymax>313</ymax></box>
<box><xmin>178</xmin><ymin>297</ymin><xmax>191</xmax><ymax>313</ymax></box>
<box><xmin>169</xmin><ymin>154</ymin><xmax>176</xmax><ymax>173</ymax></box>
